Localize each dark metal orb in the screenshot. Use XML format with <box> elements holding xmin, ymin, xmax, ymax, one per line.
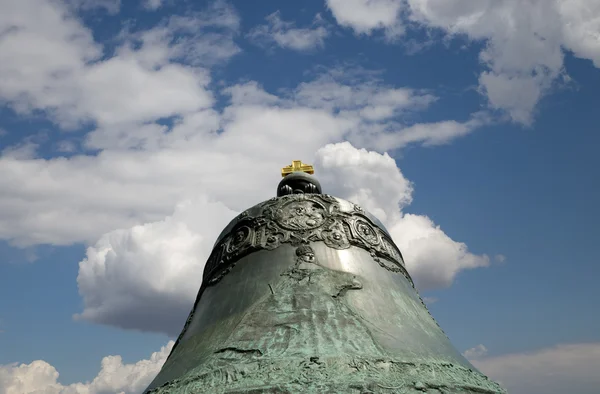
<box><xmin>277</xmin><ymin>171</ymin><xmax>322</xmax><ymax>197</ymax></box>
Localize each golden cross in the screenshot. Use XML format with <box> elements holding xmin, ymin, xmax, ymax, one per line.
<box><xmin>281</xmin><ymin>160</ymin><xmax>315</xmax><ymax>177</ymax></box>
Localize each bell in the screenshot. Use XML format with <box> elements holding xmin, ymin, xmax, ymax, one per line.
<box><xmin>145</xmin><ymin>163</ymin><xmax>505</xmax><ymax>393</ymax></box>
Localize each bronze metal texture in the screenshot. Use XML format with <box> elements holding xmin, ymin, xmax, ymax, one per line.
<box><xmin>145</xmin><ymin>194</ymin><xmax>505</xmax><ymax>394</ymax></box>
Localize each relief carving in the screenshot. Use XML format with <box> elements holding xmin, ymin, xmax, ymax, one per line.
<box><xmin>354</xmin><ymin>218</ymin><xmax>380</xmax><ymax>246</ymax></box>
<box><xmin>321</xmin><ymin>220</ymin><xmax>351</xmax><ymax>249</ymax></box>
<box><xmin>146</xmin><ymin>356</ymin><xmax>506</xmax><ymax>394</ymax></box>
<box><xmin>271</xmin><ymin>199</ymin><xmax>327</xmax><ymax>230</ymax></box>
<box><xmin>381</xmin><ymin>237</ymin><xmax>403</xmax><ymax>267</ymax></box>
<box><xmin>203</xmin><ymin>194</ymin><xmax>411</xmax><ymax>287</ymax></box>
<box><xmin>226</xmin><ymin>225</ymin><xmax>252</xmax><ymax>253</ymax></box>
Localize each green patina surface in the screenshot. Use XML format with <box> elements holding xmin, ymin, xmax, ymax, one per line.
<box><xmin>145</xmin><ymin>194</ymin><xmax>506</xmax><ymax>394</ymax></box>
<box><xmin>148</xmin><ymin>356</ymin><xmax>503</xmax><ymax>393</ymax></box>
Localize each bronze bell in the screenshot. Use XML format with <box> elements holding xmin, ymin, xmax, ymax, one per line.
<box><xmin>145</xmin><ymin>162</ymin><xmax>505</xmax><ymax>393</ymax></box>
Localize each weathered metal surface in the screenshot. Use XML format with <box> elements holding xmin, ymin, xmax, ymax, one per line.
<box><xmin>145</xmin><ymin>193</ymin><xmax>505</xmax><ymax>393</ymax></box>
<box><xmin>277</xmin><ymin>171</ymin><xmax>322</xmax><ymax>196</ymax></box>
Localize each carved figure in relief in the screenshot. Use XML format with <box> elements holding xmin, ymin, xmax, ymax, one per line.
<box><xmin>215</xmin><ymin>245</ymin><xmax>384</xmax><ymax>361</ymax></box>
<box><xmin>275</xmin><ymin>200</ymin><xmax>326</xmax><ymax>230</ymax></box>
<box><xmin>203</xmin><ymin>195</ymin><xmax>410</xmax><ymax>287</ymax></box>
<box><xmin>355</xmin><ymin>219</ymin><xmax>380</xmax><ymax>245</ymax></box>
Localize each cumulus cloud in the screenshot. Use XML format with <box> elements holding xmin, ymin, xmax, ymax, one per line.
<box><xmin>0</xmin><ymin>67</ymin><xmax>478</xmax><ymax>248</ymax></box>
<box><xmin>326</xmin><ymin>0</ymin><xmax>405</xmax><ymax>38</ymax></box>
<box><xmin>0</xmin><ymin>0</ymin><xmax>238</xmax><ymax>129</ymax></box>
<box><xmin>327</xmin><ymin>0</ymin><xmax>600</xmax><ymax>124</ymax></box>
<box><xmin>0</xmin><ymin>341</ymin><xmax>173</xmax><ymax>394</ymax></box>
<box><xmin>248</xmin><ymin>11</ymin><xmax>330</xmax><ymax>51</ymax></box>
<box><xmin>470</xmin><ymin>343</ymin><xmax>600</xmax><ymax>394</ymax></box>
<box><xmin>315</xmin><ymin>142</ymin><xmax>413</xmax><ymax>224</ymax></box>
<box><xmin>4</xmin><ymin>341</ymin><xmax>598</xmax><ymax>394</ymax></box>
<box><xmin>3</xmin><ymin>2</ymin><xmax>590</xmax><ymax>393</ymax></box>
<box><xmin>120</xmin><ymin>2</ymin><xmax>241</xmax><ymax>68</ymax></box>
<box><xmin>1</xmin><ymin>141</ymin><xmax>40</xmax><ymax>160</ymax></box>
<box><xmin>292</xmin><ymin>70</ymin><xmax>436</xmax><ymax>116</ymax></box>
<box><xmin>355</xmin><ymin>113</ymin><xmax>491</xmax><ymax>151</ymax></box>
<box><xmin>559</xmin><ymin>0</ymin><xmax>600</xmax><ymax>68</ymax></box>
<box><xmin>0</xmin><ymin>0</ymin><xmax>101</xmax><ymax>118</ymax></box>
<box><xmin>389</xmin><ymin>213</ymin><xmax>490</xmax><ymax>290</ymax></box>
<box><xmin>142</xmin><ymin>0</ymin><xmax>163</xmax><ymax>10</ymax></box>
<box><xmin>76</xmin><ymin>142</ymin><xmax>489</xmax><ymax>336</ymax></box>
<box><xmin>316</xmin><ymin>143</ymin><xmax>490</xmax><ymax>292</ymax></box>
<box><xmin>463</xmin><ymin>344</ymin><xmax>489</xmax><ymax>360</ymax></box>
<box><xmin>317</xmin><ymin>143</ymin><xmax>489</xmax><ymax>291</ymax></box>
<box><xmin>75</xmin><ymin>198</ymin><xmax>239</xmax><ymax>335</ymax></box>
<box><xmin>289</xmin><ymin>70</ymin><xmax>487</xmax><ymax>151</ymax></box>
<box><xmin>0</xmin><ymin>0</ymin><xmax>492</xmax><ymax>336</ymax></box>
<box><xmin>406</xmin><ymin>0</ymin><xmax>569</xmax><ymax>125</ymax></box>
<box><xmin>68</xmin><ymin>0</ymin><xmax>121</xmax><ymax>14</ymax></box>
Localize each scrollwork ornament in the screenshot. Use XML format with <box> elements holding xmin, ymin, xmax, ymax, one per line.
<box><xmin>355</xmin><ymin>219</ymin><xmax>380</xmax><ymax>246</ymax></box>
<box><xmin>262</xmin><ymin>221</ymin><xmax>287</xmax><ymax>250</ymax></box>
<box><xmin>204</xmin><ymin>194</ymin><xmax>411</xmax><ymax>286</ymax></box>
<box><xmin>322</xmin><ymin>221</ymin><xmax>350</xmax><ymax>249</ymax></box>
<box><xmin>275</xmin><ymin>199</ymin><xmax>327</xmax><ymax>230</ymax></box>
<box><xmin>382</xmin><ymin>237</ymin><xmax>403</xmax><ymax>266</ymax></box>
<box><xmin>227</xmin><ymin>225</ymin><xmax>252</xmax><ymax>253</ymax></box>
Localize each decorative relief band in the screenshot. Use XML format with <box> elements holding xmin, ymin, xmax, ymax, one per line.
<box><xmin>146</xmin><ymin>356</ymin><xmax>506</xmax><ymax>394</ymax></box>
<box><xmin>203</xmin><ymin>194</ymin><xmax>411</xmax><ymax>287</ymax></box>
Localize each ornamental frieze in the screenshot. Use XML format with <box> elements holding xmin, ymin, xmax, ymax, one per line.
<box><xmin>203</xmin><ymin>194</ymin><xmax>410</xmax><ymax>286</ymax></box>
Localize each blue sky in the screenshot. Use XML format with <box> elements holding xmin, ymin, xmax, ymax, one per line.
<box><xmin>0</xmin><ymin>1</ymin><xmax>599</xmax><ymax>393</ymax></box>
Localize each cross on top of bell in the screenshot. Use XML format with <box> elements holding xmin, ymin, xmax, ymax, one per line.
<box><xmin>281</xmin><ymin>160</ymin><xmax>315</xmax><ymax>177</ymax></box>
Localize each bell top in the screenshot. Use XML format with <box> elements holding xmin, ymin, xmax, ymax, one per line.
<box><xmin>278</xmin><ymin>160</ymin><xmax>322</xmax><ymax>196</ymax></box>
<box><xmin>144</xmin><ymin>160</ymin><xmax>507</xmax><ymax>394</ymax></box>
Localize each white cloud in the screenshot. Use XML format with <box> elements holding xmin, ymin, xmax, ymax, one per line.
<box><xmin>0</xmin><ymin>66</ymin><xmax>479</xmax><ymax>247</ymax></box>
<box><xmin>471</xmin><ymin>343</ymin><xmax>600</xmax><ymax>394</ymax></box>
<box><xmin>494</xmin><ymin>254</ymin><xmax>506</xmax><ymax>263</ymax></box>
<box><xmin>0</xmin><ymin>0</ymin><xmax>102</xmax><ymax>118</ymax></box>
<box><xmin>142</xmin><ymin>0</ymin><xmax>163</xmax><ymax>10</ymax></box>
<box><xmin>75</xmin><ymin>142</ymin><xmax>489</xmax><ymax>335</ymax></box>
<box><xmin>0</xmin><ymin>1</ymin><xmax>492</xmax><ymax>336</ymax></box>
<box><xmin>81</xmin><ymin>59</ymin><xmax>212</xmax><ymax>126</ymax></box>
<box><xmin>326</xmin><ymin>0</ymin><xmax>405</xmax><ymax>38</ymax></box>
<box><xmin>389</xmin><ymin>213</ymin><xmax>490</xmax><ymax>290</ymax></box>
<box><xmin>1</xmin><ymin>142</ymin><xmax>39</xmax><ymax>160</ymax></box>
<box><xmin>121</xmin><ymin>3</ymin><xmax>241</xmax><ymax>68</ymax></box>
<box><xmin>326</xmin><ymin>0</ymin><xmax>600</xmax><ymax>124</ymax></box>
<box><xmin>315</xmin><ymin>142</ymin><xmax>413</xmax><ymax>224</ymax></box>
<box><xmin>559</xmin><ymin>0</ymin><xmax>600</xmax><ymax>68</ymax></box>
<box><xmin>293</xmin><ymin>71</ymin><xmax>436</xmax><ymax>116</ymax></box>
<box><xmin>68</xmin><ymin>0</ymin><xmax>121</xmax><ymax>14</ymax></box>
<box><xmin>75</xmin><ymin>198</ymin><xmax>238</xmax><ymax>335</ymax></box>
<box><xmin>0</xmin><ymin>341</ymin><xmax>173</xmax><ymax>394</ymax></box>
<box><xmin>56</xmin><ymin>140</ymin><xmax>78</xmax><ymax>153</ymax></box>
<box><xmin>355</xmin><ymin>113</ymin><xmax>490</xmax><ymax>151</ymax></box>
<box><xmin>248</xmin><ymin>11</ymin><xmax>329</xmax><ymax>51</ymax></box>
<box><xmin>406</xmin><ymin>0</ymin><xmax>568</xmax><ymax>125</ymax></box>
<box><xmin>463</xmin><ymin>344</ymin><xmax>489</xmax><ymax>360</ymax></box>
<box><xmin>0</xmin><ymin>0</ymin><xmax>238</xmax><ymax>129</ymax></box>
<box><xmin>314</xmin><ymin>142</ymin><xmax>487</xmax><ymax>292</ymax></box>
